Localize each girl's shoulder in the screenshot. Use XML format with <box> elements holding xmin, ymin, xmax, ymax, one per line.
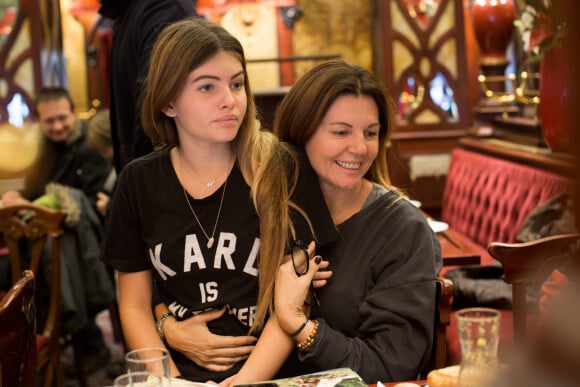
<box><xmin>117</xmin><ymin>151</ymin><xmax>174</xmax><ymax>190</ymax></box>
<box><xmin>121</xmin><ymin>150</ymin><xmax>170</xmax><ymax>174</ymax></box>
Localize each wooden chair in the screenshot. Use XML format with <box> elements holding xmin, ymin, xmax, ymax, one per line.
<box><xmin>0</xmin><ymin>204</ymin><xmax>67</xmax><ymax>387</ymax></box>
<box><xmin>487</xmin><ymin>233</ymin><xmax>580</xmax><ymax>348</ymax></box>
<box><xmin>425</xmin><ymin>275</ymin><xmax>454</xmax><ymax>373</ymax></box>
<box><xmin>0</xmin><ymin>269</ymin><xmax>36</xmax><ymax>387</ymax></box>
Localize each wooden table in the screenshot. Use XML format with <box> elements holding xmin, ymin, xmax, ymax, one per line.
<box><xmin>437</xmin><ymin>227</ymin><xmax>481</xmax><ymax>267</ymax></box>
<box><xmin>422</xmin><ymin>209</ymin><xmax>481</xmax><ymax>267</ymax></box>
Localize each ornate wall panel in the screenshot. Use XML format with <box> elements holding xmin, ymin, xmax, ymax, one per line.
<box><xmin>0</xmin><ymin>0</ymin><xmax>64</xmax><ymax>125</ymax></box>
<box><xmin>374</xmin><ymin>0</ymin><xmax>470</xmax><ymax>132</ymax></box>
<box><xmin>292</xmin><ymin>0</ymin><xmax>371</xmax><ymax>79</ymax></box>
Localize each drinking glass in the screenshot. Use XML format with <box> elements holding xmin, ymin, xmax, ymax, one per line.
<box><xmin>125</xmin><ymin>348</ymin><xmax>170</xmax><ymax>386</ymax></box>
<box><xmin>114</xmin><ymin>371</ymin><xmax>162</xmax><ymax>386</ymax></box>
<box><xmin>456</xmin><ymin>307</ymin><xmax>500</xmax><ymax>387</ymax></box>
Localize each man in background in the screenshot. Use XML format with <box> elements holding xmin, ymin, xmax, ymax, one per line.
<box><xmin>98</xmin><ymin>0</ymin><xmax>198</xmax><ymax>172</ymax></box>
<box><xmin>0</xmin><ymin>87</ymin><xmax>113</xmax><ymax>376</ymax></box>
<box><xmin>1</xmin><ymin>87</ymin><xmax>109</xmax><ymax>206</ymax></box>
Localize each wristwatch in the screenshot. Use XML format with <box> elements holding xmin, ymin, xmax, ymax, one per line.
<box><xmin>156</xmin><ymin>312</ymin><xmax>174</xmax><ymax>341</ymax></box>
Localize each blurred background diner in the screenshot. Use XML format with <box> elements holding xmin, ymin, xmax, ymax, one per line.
<box><xmin>0</xmin><ymin>0</ymin><xmax>578</xmax><ymax>386</ymax></box>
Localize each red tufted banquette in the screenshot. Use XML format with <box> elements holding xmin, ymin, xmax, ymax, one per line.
<box><xmin>440</xmin><ymin>147</ymin><xmax>574</xmax><ymax>365</ymax></box>
<box><xmin>441</xmin><ymin>148</ymin><xmax>574</xmax><ymax>266</ymax></box>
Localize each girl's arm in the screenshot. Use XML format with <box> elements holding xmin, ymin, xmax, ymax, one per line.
<box><xmin>228</xmin><ymin>314</ymin><xmax>294</xmax><ymax>385</ymax></box>
<box><xmin>118</xmin><ymin>270</ymin><xmax>181</xmax><ymax>377</ymax></box>
<box><xmin>230</xmin><ymin>246</ymin><xmax>330</xmax><ymax>385</ymax></box>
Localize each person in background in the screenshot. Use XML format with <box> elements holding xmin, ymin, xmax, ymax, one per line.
<box><xmin>85</xmin><ymin>109</ymin><xmax>116</xmax><ymax>218</ymax></box>
<box><xmin>1</xmin><ymin>87</ymin><xmax>109</xmax><ymax>207</ymax></box>
<box><xmin>269</xmin><ymin>60</ymin><xmax>442</xmax><ymax>383</ymax></box>
<box><xmin>98</xmin><ymin>0</ymin><xmax>198</xmax><ymax>173</ymax></box>
<box><xmin>101</xmin><ymin>17</ymin><xmax>335</xmax><ymax>383</ymax></box>
<box><xmin>0</xmin><ymin>86</ymin><xmax>113</xmax><ymax>376</ymax></box>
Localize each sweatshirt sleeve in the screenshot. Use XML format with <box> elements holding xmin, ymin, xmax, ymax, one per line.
<box><xmin>297</xmin><ymin>199</ymin><xmax>441</xmax><ymax>383</ymax></box>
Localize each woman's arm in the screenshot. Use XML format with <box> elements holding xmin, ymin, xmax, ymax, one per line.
<box><xmin>118</xmin><ymin>270</ymin><xmax>181</xmax><ymax>377</ymax></box>
<box><xmin>154</xmin><ymin>303</ymin><xmax>257</xmax><ymax>372</ymax></box>
<box><xmin>301</xmin><ymin>213</ymin><xmax>439</xmax><ymax>382</ymax></box>
<box><xmin>273</xmin><ymin>204</ymin><xmax>441</xmax><ymax>382</ymax></box>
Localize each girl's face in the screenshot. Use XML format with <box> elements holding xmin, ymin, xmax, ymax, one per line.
<box><xmin>305</xmin><ymin>94</ymin><xmax>380</xmax><ymax>194</ymax></box>
<box><xmin>163</xmin><ymin>51</ymin><xmax>247</xmax><ymax>146</ymax></box>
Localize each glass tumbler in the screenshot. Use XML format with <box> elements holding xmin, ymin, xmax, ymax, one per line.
<box><xmin>114</xmin><ymin>371</ymin><xmax>162</xmax><ymax>386</ymax></box>
<box><xmin>125</xmin><ymin>348</ymin><xmax>170</xmax><ymax>386</ymax></box>
<box><xmin>456</xmin><ymin>307</ymin><xmax>500</xmax><ymax>387</ymax></box>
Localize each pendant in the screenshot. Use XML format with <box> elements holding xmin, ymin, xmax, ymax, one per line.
<box><xmin>207</xmin><ymin>237</ymin><xmax>214</xmax><ymax>249</ymax></box>
<box><xmin>207</xmin><ymin>180</ymin><xmax>216</xmax><ymax>188</ymax></box>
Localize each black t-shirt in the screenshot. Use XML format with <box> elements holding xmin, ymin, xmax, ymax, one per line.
<box><xmin>103</xmin><ymin>149</ymin><xmax>337</xmax><ymax>381</ymax></box>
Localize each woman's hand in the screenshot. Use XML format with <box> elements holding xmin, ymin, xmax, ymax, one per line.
<box><xmin>274</xmin><ymin>241</ymin><xmax>330</xmax><ymax>336</ymax></box>
<box><xmin>312</xmin><ymin>259</ymin><xmax>332</xmax><ymax>288</ymax></box>
<box><xmin>163</xmin><ymin>307</ymin><xmax>257</xmax><ymax>372</ymax></box>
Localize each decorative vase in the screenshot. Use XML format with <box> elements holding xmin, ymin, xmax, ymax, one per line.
<box><xmin>539</xmin><ymin>47</ymin><xmax>573</xmax><ymax>153</ymax></box>
<box><xmin>471</xmin><ymin>0</ymin><xmax>516</xmax><ymax>92</ymax></box>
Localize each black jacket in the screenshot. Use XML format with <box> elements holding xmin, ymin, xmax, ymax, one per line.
<box><xmin>100</xmin><ymin>0</ymin><xmax>198</xmax><ymax>172</ymax></box>
<box><xmin>23</xmin><ymin>119</ymin><xmax>109</xmax><ymax>205</ymax></box>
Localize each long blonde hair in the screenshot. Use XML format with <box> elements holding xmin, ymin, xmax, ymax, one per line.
<box><xmin>140</xmin><ymin>17</ymin><xmax>295</xmax><ymax>332</ymax></box>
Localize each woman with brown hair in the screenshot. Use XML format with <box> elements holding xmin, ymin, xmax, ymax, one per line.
<box><xmin>270</xmin><ymin>60</ymin><xmax>442</xmax><ymax>383</ymax></box>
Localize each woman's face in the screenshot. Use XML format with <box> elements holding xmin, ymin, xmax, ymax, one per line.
<box><xmin>163</xmin><ymin>51</ymin><xmax>247</xmax><ymax>146</ymax></box>
<box><xmin>305</xmin><ymin>94</ymin><xmax>380</xmax><ymax>194</ymax></box>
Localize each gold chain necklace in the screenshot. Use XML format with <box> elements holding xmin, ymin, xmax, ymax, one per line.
<box><xmin>183</xmin><ymin>178</ymin><xmax>228</xmax><ymax>249</ymax></box>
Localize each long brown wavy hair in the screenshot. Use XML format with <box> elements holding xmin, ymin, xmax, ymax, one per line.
<box><xmin>140</xmin><ymin>17</ymin><xmax>297</xmax><ymax>332</ymax></box>
<box><xmin>274</xmin><ymin>59</ymin><xmax>399</xmax><ymax>192</ymax></box>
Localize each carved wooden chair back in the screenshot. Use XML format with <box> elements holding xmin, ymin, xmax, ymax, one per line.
<box><xmin>0</xmin><ymin>204</ymin><xmax>66</xmax><ymax>387</ymax></box>
<box><xmin>488</xmin><ymin>233</ymin><xmax>580</xmax><ymax>348</ymax></box>
<box><xmin>425</xmin><ymin>275</ymin><xmax>454</xmax><ymax>373</ymax></box>
<box><xmin>0</xmin><ymin>269</ymin><xmax>36</xmax><ymax>387</ymax></box>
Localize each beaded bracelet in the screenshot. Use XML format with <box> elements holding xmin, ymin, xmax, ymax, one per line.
<box><xmin>297</xmin><ymin>319</ymin><xmax>319</xmax><ymax>351</ymax></box>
